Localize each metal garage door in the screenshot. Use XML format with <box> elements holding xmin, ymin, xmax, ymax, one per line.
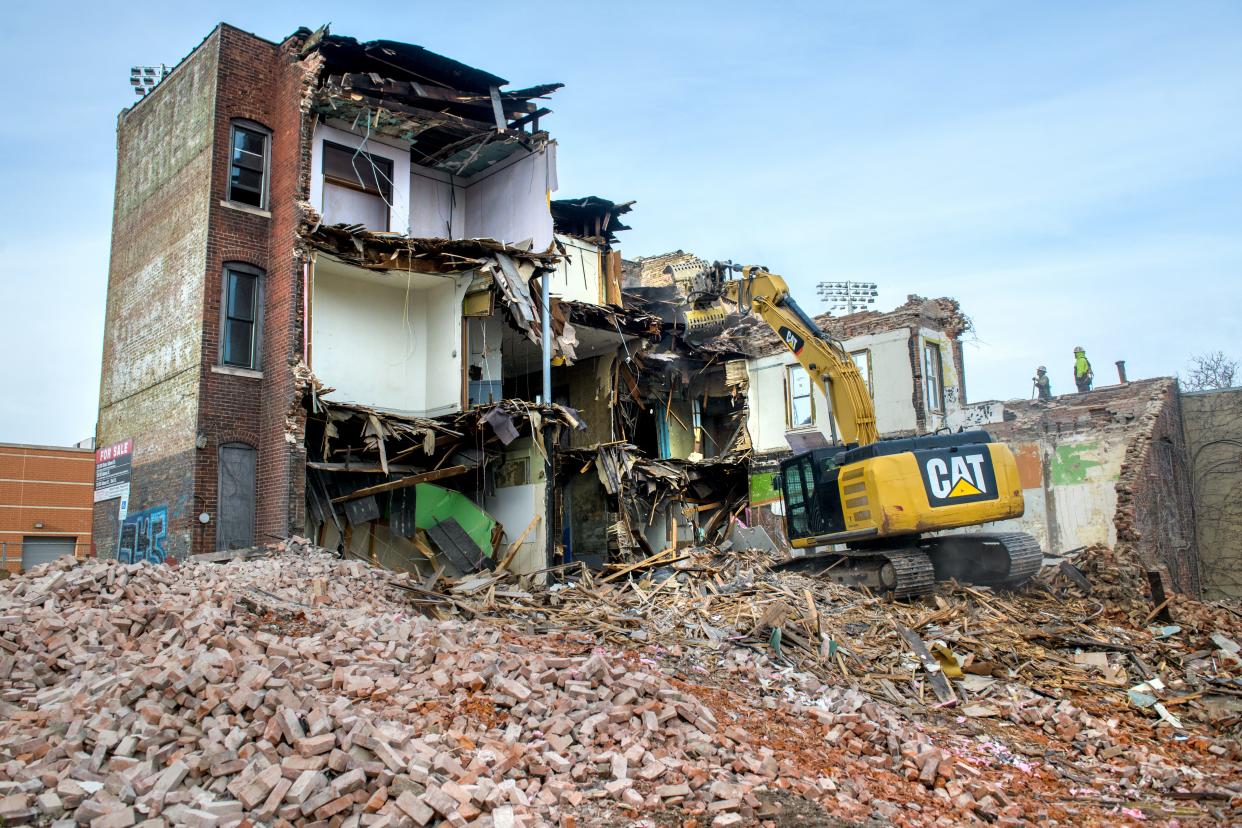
<box><xmin>21</xmin><ymin>537</ymin><xmax>76</xmax><ymax>570</ymax></box>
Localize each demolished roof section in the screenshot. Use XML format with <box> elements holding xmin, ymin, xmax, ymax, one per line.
<box><xmin>698</xmin><ymin>293</ymin><xmax>974</xmax><ymax>357</ymax></box>
<box><xmin>299</xmin><ymin>26</ymin><xmax>562</xmax><ymax>176</ymax></box>
<box><xmin>551</xmin><ymin>196</ymin><xmax>634</xmax><ymax>247</ymax></box>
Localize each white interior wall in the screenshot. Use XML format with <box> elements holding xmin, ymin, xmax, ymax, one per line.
<box><xmin>846</xmin><ymin>329</ymin><xmax>918</xmax><ymax>434</ymax></box>
<box><xmin>462</xmin><ymin>147</ymin><xmax>556</xmax><ymax>249</ymax></box>
<box><xmin>311</xmin><ymin>257</ymin><xmax>469</xmax><ymax>416</ymax></box>
<box><xmin>549</xmin><ymin>234</ymin><xmax>602</xmax><ymax>304</ymax></box>
<box><xmin>485</xmin><ymin>435</ymin><xmax>548</xmax><ymax>577</ymax></box>
<box><xmin>746</xmin><ymin>326</ymin><xmax>930</xmax><ymax>450</ymax></box>
<box><xmin>314</xmin><ymin>123</ymin><xmax>556</xmax><ymax>248</ymax></box>
<box><xmin>409</xmin><ymin>167</ymin><xmax>465</xmax><ymax>238</ymax></box>
<box><xmin>745</xmin><ymin>354</ymin><xmax>835</xmax><ymax>452</ymax></box>
<box><xmin>311</xmin><ymin>123</ymin><xmax>410</xmax><ymax>232</ymax></box>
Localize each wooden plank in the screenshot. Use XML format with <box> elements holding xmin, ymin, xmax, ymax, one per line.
<box><xmin>896</xmin><ymin>624</ymin><xmax>957</xmax><ymax>704</ymax></box>
<box><xmin>306</xmin><ymin>462</ymin><xmax>422</xmax><ymax>473</ymax></box>
<box><xmin>497</xmin><ymin>515</ymin><xmax>541</xmax><ymax>572</ymax></box>
<box><xmin>600</xmin><ymin>546</ymin><xmax>680</xmax><ymax>584</ymax></box>
<box><xmin>331</xmin><ymin>465</ymin><xmax>469</xmax><ymax>504</ymax></box>
<box><xmin>489</xmin><ymin>86</ymin><xmax>507</xmax><ymax>131</ymax></box>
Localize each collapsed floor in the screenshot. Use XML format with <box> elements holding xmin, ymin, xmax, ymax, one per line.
<box><xmin>0</xmin><ymin>541</ymin><xmax>1239</xmax><ymax>828</ymax></box>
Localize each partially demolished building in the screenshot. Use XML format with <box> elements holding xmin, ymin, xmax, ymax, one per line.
<box><xmin>93</xmin><ymin>23</ymin><xmax>1214</xmax><ymax>596</ymax></box>
<box><xmin>94</xmin><ymin>24</ymin><xmax>751</xmax><ymax>575</ymax></box>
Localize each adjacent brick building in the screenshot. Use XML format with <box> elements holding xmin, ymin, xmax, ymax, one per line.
<box><xmin>1</xmin><ymin>443</ymin><xmax>93</xmax><ymax>573</ymax></box>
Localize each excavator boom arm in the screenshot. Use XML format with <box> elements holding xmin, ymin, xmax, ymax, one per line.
<box><xmin>721</xmin><ymin>267</ymin><xmax>879</xmax><ymax>446</ymax></box>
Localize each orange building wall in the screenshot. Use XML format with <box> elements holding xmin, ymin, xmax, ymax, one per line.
<box><xmin>0</xmin><ymin>443</ymin><xmax>94</xmax><ymax>573</ymax></box>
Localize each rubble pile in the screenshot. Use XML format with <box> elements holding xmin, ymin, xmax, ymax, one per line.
<box><xmin>0</xmin><ymin>552</ymin><xmax>1019</xmax><ymax>827</ymax></box>
<box><xmin>404</xmin><ymin>540</ymin><xmax>1241</xmax><ymax>733</ymax></box>
<box><xmin>388</xmin><ymin>539</ymin><xmax>1242</xmax><ymax>821</ymax></box>
<box><xmin>1</xmin><ymin>546</ymin><xmax>1240</xmax><ymax>827</ymax></box>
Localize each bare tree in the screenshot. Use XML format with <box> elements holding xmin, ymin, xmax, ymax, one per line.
<box><xmin>1181</xmin><ymin>351</ymin><xmax>1239</xmax><ymax>392</ymax></box>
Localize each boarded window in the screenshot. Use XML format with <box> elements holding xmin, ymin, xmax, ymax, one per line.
<box><xmin>322</xmin><ymin>142</ymin><xmax>393</xmax><ymax>230</ymax></box>
<box><xmin>217</xmin><ymin>443</ymin><xmax>257</xmax><ymax>551</ymax></box>
<box><xmin>222</xmin><ymin>266</ymin><xmax>261</xmax><ymax>369</ymax></box>
<box><xmin>228</xmin><ymin>123</ymin><xmax>269</xmax><ymax>208</ymax></box>
<box><xmin>787</xmin><ymin>365</ymin><xmax>814</xmax><ymax>428</ymax></box>
<box><xmin>924</xmin><ymin>341</ymin><xmax>945</xmax><ymax>413</ymax></box>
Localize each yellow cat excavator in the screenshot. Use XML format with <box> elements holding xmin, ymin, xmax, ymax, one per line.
<box><xmin>679</xmin><ymin>262</ymin><xmax>1042</xmax><ymax>598</ymax></box>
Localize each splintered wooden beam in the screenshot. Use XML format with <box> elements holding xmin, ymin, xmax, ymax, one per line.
<box><xmin>331</xmin><ymin>465</ymin><xmax>470</xmax><ymax>504</ymax></box>
<box><xmin>896</xmin><ymin>624</ymin><xmax>957</xmax><ymax>704</ymax></box>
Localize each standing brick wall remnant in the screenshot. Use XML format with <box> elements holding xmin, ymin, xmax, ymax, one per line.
<box><xmin>982</xmin><ymin>378</ymin><xmax>1199</xmax><ymax>595</ymax></box>
<box><xmin>1114</xmin><ymin>381</ymin><xmax>1199</xmax><ymax>595</ymax></box>
<box><xmin>96</xmin><ymin>25</ymin><xmax>320</xmax><ymax>558</ymax></box>
<box><xmin>1180</xmin><ymin>386</ymin><xmax>1242</xmax><ymax>598</ymax></box>
<box><xmin>95</xmin><ymin>29</ymin><xmax>221</xmax><ymax>560</ymax></box>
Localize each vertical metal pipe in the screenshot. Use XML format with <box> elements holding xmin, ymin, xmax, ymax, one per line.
<box><xmin>540</xmin><ymin>271</ymin><xmax>555</xmax><ymax>569</ymax></box>
<box><xmin>541</xmin><ymin>271</ymin><xmax>552</xmax><ymax>404</ymax></box>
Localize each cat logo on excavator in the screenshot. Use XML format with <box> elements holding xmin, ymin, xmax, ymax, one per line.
<box><xmin>919</xmin><ymin>448</ymin><xmax>999</xmax><ymax>507</ymax></box>
<box><xmin>777</xmin><ymin>325</ymin><xmax>805</xmax><ymax>355</ymax></box>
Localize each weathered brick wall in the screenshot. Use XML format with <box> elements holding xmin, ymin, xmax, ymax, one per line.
<box><xmin>190</xmin><ymin>26</ymin><xmax>317</xmax><ymax>553</ymax></box>
<box><xmin>1182</xmin><ymin>387</ymin><xmax>1242</xmax><ymax>598</ymax></box>
<box><xmin>193</xmin><ymin>27</ymin><xmax>279</xmax><ymax>553</ymax></box>
<box><xmin>1116</xmin><ymin>381</ymin><xmax>1199</xmax><ymax>595</ymax></box>
<box><xmin>95</xmin><ymin>30</ymin><xmax>220</xmax><ymax>560</ymax></box>
<box><xmin>263</xmin><ymin>36</ymin><xmax>318</xmax><ymax>543</ymax></box>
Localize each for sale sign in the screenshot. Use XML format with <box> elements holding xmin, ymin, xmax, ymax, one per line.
<box><xmin>94</xmin><ymin>439</ymin><xmax>133</xmax><ymax>502</ymax></box>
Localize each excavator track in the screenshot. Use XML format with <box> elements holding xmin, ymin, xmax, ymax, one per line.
<box><xmin>921</xmin><ymin>531</ymin><xmax>1043</xmax><ymax>589</ymax></box>
<box><xmin>773</xmin><ymin>548</ymin><xmax>935</xmax><ymax>599</ymax></box>
<box><xmin>882</xmin><ymin>549</ymin><xmax>936</xmax><ymax>599</ymax></box>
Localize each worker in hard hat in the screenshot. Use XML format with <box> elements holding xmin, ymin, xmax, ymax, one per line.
<box><xmin>1032</xmin><ymin>366</ymin><xmax>1052</xmax><ymax>400</ymax></box>
<box><xmin>1073</xmin><ymin>347</ymin><xmax>1094</xmax><ymax>392</ymax></box>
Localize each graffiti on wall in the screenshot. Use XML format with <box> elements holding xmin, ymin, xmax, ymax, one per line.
<box><xmin>118</xmin><ymin>506</ymin><xmax>168</xmax><ymax>564</ymax></box>
<box><xmin>947</xmin><ymin>401</ymin><xmax>1004</xmax><ymax>429</ymax></box>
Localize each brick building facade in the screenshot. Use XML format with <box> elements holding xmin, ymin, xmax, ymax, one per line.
<box><xmin>1</xmin><ymin>443</ymin><xmax>94</xmax><ymax>573</ymax></box>
<box><xmin>96</xmin><ymin>25</ymin><xmax>311</xmax><ymax>558</ymax></box>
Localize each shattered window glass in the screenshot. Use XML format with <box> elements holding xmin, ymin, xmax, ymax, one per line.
<box><xmin>788</xmin><ymin>365</ymin><xmax>814</xmax><ymax>428</ymax></box>
<box><xmin>229</xmin><ymin>124</ymin><xmax>268</xmax><ymax>208</ymax></box>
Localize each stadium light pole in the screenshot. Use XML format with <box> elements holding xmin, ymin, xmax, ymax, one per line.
<box><xmin>816</xmin><ymin>280</ymin><xmax>878</xmax><ymax>314</ymax></box>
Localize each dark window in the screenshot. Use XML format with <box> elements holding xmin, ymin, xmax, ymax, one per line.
<box><xmin>321</xmin><ymin>141</ymin><xmax>394</xmax><ymax>230</ymax></box>
<box><xmin>229</xmin><ymin>123</ymin><xmax>268</xmax><ymax>208</ymax></box>
<box><xmin>323</xmin><ymin>141</ymin><xmax>394</xmax><ymax>200</ymax></box>
<box><xmin>222</xmin><ymin>266</ymin><xmax>261</xmax><ymax>369</ymax></box>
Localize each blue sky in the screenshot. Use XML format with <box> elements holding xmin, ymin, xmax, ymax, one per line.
<box><xmin>0</xmin><ymin>1</ymin><xmax>1239</xmax><ymax>445</ymax></box>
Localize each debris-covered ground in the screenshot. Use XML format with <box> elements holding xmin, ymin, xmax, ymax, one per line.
<box><xmin>0</xmin><ymin>544</ymin><xmax>1239</xmax><ymax>827</ymax></box>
